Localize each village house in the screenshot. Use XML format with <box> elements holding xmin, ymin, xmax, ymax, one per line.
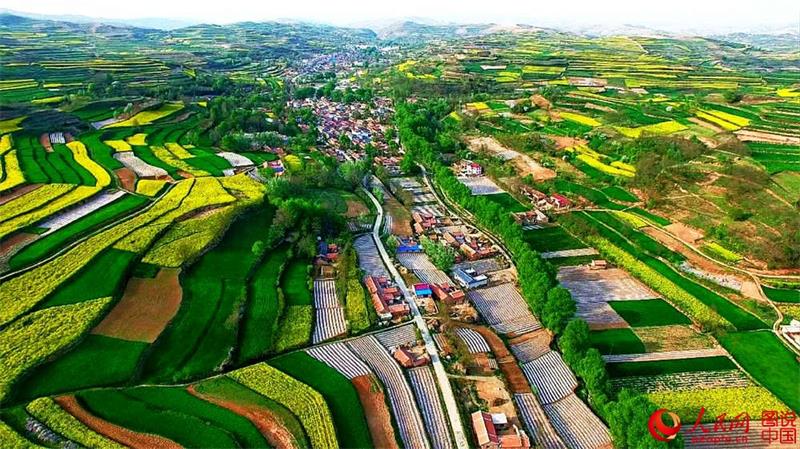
<box><xmin>431</xmin><ymin>282</ymin><xmax>466</xmax><ymax>304</ymax></box>
<box><xmin>457</xmin><ymin>160</ymin><xmax>483</xmax><ymax>177</ymax></box>
<box><xmin>471</xmin><ymin>412</ymin><xmax>531</xmax><ymax>449</ymax></box>
<box><xmin>392</xmin><ymin>346</ymin><xmax>431</xmax><ymax>368</ymax></box>
<box><xmin>453</xmin><ymin>268</ymin><xmax>489</xmax><ymax>290</ymax></box>
<box><xmin>364</xmin><ymin>275</ymin><xmax>410</xmax><ymax>321</ymax></box>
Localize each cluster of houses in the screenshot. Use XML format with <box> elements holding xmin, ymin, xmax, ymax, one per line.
<box><xmin>365</xmin><ymin>275</ymin><xmax>411</xmax><ymax>321</ymax></box>
<box><xmin>519</xmin><ymin>186</ymin><xmax>572</xmax><ymax>211</ymax></box>
<box><xmin>374</xmin><ymin>155</ymin><xmax>403</xmax><ymax>176</ymax></box>
<box><xmin>288</xmin><ymin>97</ymin><xmax>393</xmax><ymax>161</ymax></box>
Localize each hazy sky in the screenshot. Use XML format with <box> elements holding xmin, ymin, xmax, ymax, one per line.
<box><xmin>5</xmin><ymin>0</ymin><xmax>799</xmax><ymax>31</ymax></box>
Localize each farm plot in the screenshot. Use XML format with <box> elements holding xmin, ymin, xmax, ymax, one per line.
<box><xmin>606</xmin><ymin>356</ymin><xmax>737</xmax><ymax>379</ymax></box>
<box><xmin>312</xmin><ymin>279</ymin><xmax>346</xmax><ymax>344</ymax></box>
<box><xmin>540</xmin><ymin>248</ymin><xmax>599</xmax><ymax>259</ymax></box>
<box><xmin>509</xmin><ymin>330</ymin><xmax>552</xmax><ymax>363</ymax></box>
<box><xmin>227</xmin><ymin>363</ymin><xmax>339</xmax><ymax>449</ymax></box>
<box><xmin>608</xmin><ymin>298</ymin><xmax>692</xmax><ymax>326</ymax></box>
<box><xmin>37</xmin><ymin>190</ymin><xmax>127</xmax><ymax>234</ymax></box>
<box><xmin>456</xmin><ymin>176</ymin><xmax>505</xmax><ymax>195</ymax></box>
<box><xmin>92</xmin><ymin>268</ymin><xmax>182</xmax><ymax>343</ymax></box>
<box><xmin>467</xmin><ymin>283</ymin><xmax>542</xmax><ymax>336</ymax></box>
<box><xmin>523</xmin><ymin>226</ymin><xmax>586</xmax><ymax>254</ymax></box>
<box><xmin>269</xmin><ymin>352</ymin><xmax>373</xmax><ymax>449</ymax></box>
<box><xmin>412</xmin><ymin>204</ymin><xmax>446</xmax><ymax>218</ymax></box>
<box><xmin>191</xmin><ymin>377</ymin><xmax>309</xmax><ymax>449</ymax></box>
<box><xmin>455</xmin><ymin>328</ymin><xmax>491</xmax><ymax>353</ymax></box>
<box><xmin>611</xmin><ymin>369</ymin><xmax>750</xmax><ymax>394</ymax></box>
<box><xmin>407</xmin><ymin>366</ymin><xmax>453</xmax><ymax>449</ymax></box>
<box><xmin>306</xmin><ymin>342</ymin><xmax>372</xmax><ymax>379</ymax></box>
<box><xmin>589</xmin><ymin>328</ymin><xmax>646</xmax><ymax>355</ymax></box>
<box><xmin>77</xmin><ymin>386</ymin><xmax>269</xmax><ymax>449</ymax></box>
<box><xmin>520</xmin><ymin>351</ymin><xmax>578</xmax><ymax>405</ymax></box>
<box><xmin>25</xmin><ymin>396</ymin><xmax>127</xmax><ymax>449</ymax></box>
<box><xmin>557</xmin><ymin>265</ymin><xmax>658</xmax><ymax>328</ymax></box>
<box><xmin>514</xmin><ymin>393</ymin><xmax>567</xmax><ymax>449</ymax></box>
<box><xmin>375</xmin><ymin>323</ymin><xmax>418</xmax><ymax>349</ymax></box>
<box><xmin>354</xmin><ymin>234</ymin><xmax>389</xmax><ymax>277</ymax></box>
<box><xmin>348</xmin><ymin>336</ymin><xmax>430</xmax><ymax>449</ymax></box>
<box><xmin>543</xmin><ymin>394</ymin><xmax>612</xmax><ymax>449</ymax></box>
<box><xmin>114</xmin><ymin>151</ymin><xmax>168</xmax><ymax>178</ymax></box>
<box><xmin>603</xmin><ymin>347</ymin><xmax>726</xmax><ymax>363</ymax></box>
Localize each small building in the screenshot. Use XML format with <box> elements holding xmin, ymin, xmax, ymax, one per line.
<box><xmin>550</xmin><ymin>194</ymin><xmax>572</xmax><ymax>210</ymax></box>
<box><xmin>392</xmin><ymin>347</ymin><xmax>430</xmax><ymax>368</ymax></box>
<box><xmin>453</xmin><ymin>268</ymin><xmax>489</xmax><ymax>290</ymax></box>
<box><xmin>471</xmin><ymin>412</ymin><xmax>530</xmax><ymax>449</ymax></box>
<box><xmin>365</xmin><ymin>275</ymin><xmax>409</xmax><ymax>321</ymax></box>
<box><xmin>397</xmin><ymin>237</ymin><xmax>422</xmax><ymax>253</ymax></box>
<box><xmin>413</xmin><ymin>283</ymin><xmax>433</xmax><ymax>298</ymax></box>
<box><xmin>431</xmin><ymin>283</ymin><xmax>466</xmax><ymax>304</ymax></box>
<box><xmin>590</xmin><ymin>259</ymin><xmax>608</xmax><ymax>270</ymax></box>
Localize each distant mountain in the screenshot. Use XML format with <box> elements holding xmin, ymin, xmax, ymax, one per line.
<box><xmin>0</xmin><ymin>8</ymin><xmax>197</xmax><ymax>30</ymax></box>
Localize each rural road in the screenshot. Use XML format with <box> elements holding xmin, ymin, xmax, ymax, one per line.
<box><xmin>362</xmin><ymin>187</ymin><xmax>470</xmax><ymax>449</ymax></box>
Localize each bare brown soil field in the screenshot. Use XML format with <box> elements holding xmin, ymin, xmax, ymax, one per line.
<box><xmin>0</xmin><ymin>183</ymin><xmax>41</xmax><ymax>206</ymax></box>
<box><xmin>468</xmin><ymin>136</ymin><xmax>556</xmax><ymax>181</ymax></box>
<box><xmin>735</xmin><ymin>129</ymin><xmax>800</xmax><ymax>145</ymax></box>
<box><xmin>345</xmin><ymin>199</ymin><xmax>370</xmax><ymax>218</ymax></box>
<box><xmin>39</xmin><ymin>133</ymin><xmax>52</xmax><ymax>152</ymax></box>
<box><xmin>176</xmin><ymin>170</ymin><xmax>194</xmax><ymax>179</ymax></box>
<box><xmin>474</xmin><ymin>376</ymin><xmax>519</xmax><ymax>422</ymax></box>
<box><xmin>465</xmin><ymin>325</ymin><xmax>531</xmax><ymax>393</ymax></box>
<box><xmin>688</xmin><ymin>117</ymin><xmax>724</xmax><ymax>133</ymax></box>
<box><xmin>92</xmin><ymin>268</ymin><xmax>182</xmax><ymax>342</ymax></box>
<box><xmin>188</xmin><ymin>384</ymin><xmax>298</xmax><ymax>449</ymax></box>
<box><xmin>114</xmin><ymin>168</ymin><xmax>136</xmax><ymax>191</ymax></box>
<box><xmin>664</xmin><ymin>222</ymin><xmax>705</xmax><ymax>244</ymax></box>
<box><xmin>352</xmin><ymin>374</ymin><xmax>399</xmax><ymax>449</ymax></box>
<box><xmin>0</xmin><ymin>232</ymin><xmax>37</xmax><ymax>258</ymax></box>
<box><xmin>385</xmin><ymin>196</ymin><xmax>412</xmax><ymax>236</ymax></box>
<box><xmin>55</xmin><ymin>395</ymin><xmax>182</xmax><ymax>449</ymax></box>
<box><xmin>531</xmin><ymin>94</ymin><xmax>551</xmax><ymax>110</ymax></box>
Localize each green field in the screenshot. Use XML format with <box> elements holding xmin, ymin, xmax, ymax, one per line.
<box><xmin>482</xmin><ymin>192</ymin><xmax>529</xmax><ymax>213</ymax></box>
<box><xmin>609</xmin><ymin>299</ymin><xmax>692</xmax><ymax>326</ymax></box>
<box><xmin>523</xmin><ymin>226</ymin><xmax>586</xmax><ymax>253</ymax></box>
<box><xmin>589</xmin><ymin>328</ymin><xmax>647</xmax><ymax>355</ymax></box>
<box><xmin>719</xmin><ymin>331</ymin><xmax>800</xmax><ymax>412</ymax></box>
<box><xmin>13</xmin><ymin>335</ymin><xmax>148</xmax><ymax>403</ymax></box>
<box><xmin>281</xmin><ymin>258</ymin><xmax>313</xmax><ymax>306</ymax></box>
<box><xmin>237</xmin><ymin>244</ymin><xmax>290</xmax><ymax>364</ymax></box>
<box><xmin>763</xmin><ymin>286</ymin><xmax>800</xmax><ymax>303</ymax></box>
<box><xmin>78</xmin><ymin>386</ymin><xmax>269</xmax><ymax>448</ymax></box>
<box><xmin>269</xmin><ymin>352</ymin><xmax>373</xmax><ymax>448</ymax></box>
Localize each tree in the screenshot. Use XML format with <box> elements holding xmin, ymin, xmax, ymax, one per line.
<box><xmin>339</xmin><ymin>160</ymin><xmax>368</xmax><ymax>191</ymax></box>
<box><xmin>541</xmin><ymin>287</ymin><xmax>576</xmax><ymax>334</ymax></box>
<box><xmin>420</xmin><ymin>236</ymin><xmax>457</xmax><ymax>271</ymax></box>
<box><xmin>251</xmin><ymin>240</ymin><xmax>266</xmax><ymax>257</ymax></box>
<box><xmin>607</xmin><ymin>390</ymin><xmax>681</xmax><ymax>449</ymax></box>
<box><xmin>559</xmin><ymin>319</ymin><xmax>589</xmax><ymax>366</ymax></box>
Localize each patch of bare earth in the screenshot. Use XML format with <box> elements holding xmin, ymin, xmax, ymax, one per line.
<box><xmin>114</xmin><ymin>168</ymin><xmax>136</xmax><ymax>191</ymax></box>
<box><xmin>468</xmin><ymin>136</ymin><xmax>556</xmax><ymax>181</ymax></box>
<box><xmin>664</xmin><ymin>222</ymin><xmax>705</xmax><ymax>245</ymax></box>
<box><xmin>531</xmin><ymin>94</ymin><xmax>551</xmax><ymax>110</ymax></box>
<box><xmin>352</xmin><ymin>374</ymin><xmax>399</xmax><ymax>449</ymax></box>
<box><xmin>0</xmin><ymin>232</ymin><xmax>37</xmax><ymax>259</ymax></box>
<box><xmin>546</xmin><ymin>135</ymin><xmax>587</xmax><ymax>150</ymax></box>
<box><xmin>0</xmin><ymin>184</ymin><xmax>41</xmax><ymax>206</ymax></box>
<box><xmin>39</xmin><ymin>134</ymin><xmax>52</xmax><ymax>152</ymax></box>
<box><xmin>177</xmin><ymin>170</ymin><xmax>195</xmax><ymax>179</ymax></box>
<box><xmin>474</xmin><ymin>376</ymin><xmax>521</xmax><ymax>426</ymax></box>
<box><xmin>92</xmin><ymin>268</ymin><xmax>182</xmax><ymax>342</ymax></box>
<box><xmin>643</xmin><ymin>227</ymin><xmax>722</xmax><ymax>275</ymax></box>
<box><xmin>688</xmin><ymin>117</ymin><xmax>724</xmax><ymax>133</ymax></box>
<box><xmin>187</xmin><ymin>385</ymin><xmax>298</xmax><ymax>449</ymax></box>
<box><xmin>735</xmin><ymin>130</ymin><xmax>800</xmax><ymax>145</ymax></box>
<box><xmin>55</xmin><ymin>395</ymin><xmax>181</xmax><ymax>449</ymax></box>
<box><xmin>386</xmin><ymin>197</ymin><xmax>412</xmax><ymax>236</ymax></box>
<box><xmin>464</xmin><ymin>325</ymin><xmax>530</xmax><ymax>393</ymax></box>
<box><xmin>345</xmin><ymin>199</ymin><xmax>369</xmax><ymax>218</ymax></box>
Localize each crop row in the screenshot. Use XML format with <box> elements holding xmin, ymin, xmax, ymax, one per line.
<box><xmin>0</xmin><ymin>297</ymin><xmax>111</xmax><ymax>401</ymax></box>
<box><xmin>228</xmin><ymin>363</ymin><xmax>339</xmax><ymax>449</ymax></box>
<box><xmin>26</xmin><ymin>397</ymin><xmax>125</xmax><ymax>449</ymax></box>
